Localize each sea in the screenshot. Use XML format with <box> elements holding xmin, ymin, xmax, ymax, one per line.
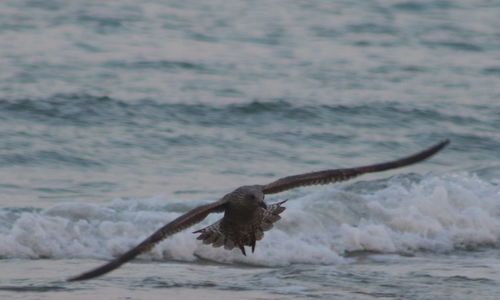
<box><xmin>0</xmin><ymin>0</ymin><xmax>499</xmax><ymax>299</ymax></box>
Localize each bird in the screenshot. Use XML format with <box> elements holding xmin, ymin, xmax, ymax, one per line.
<box><xmin>67</xmin><ymin>139</ymin><xmax>449</xmax><ymax>281</ymax></box>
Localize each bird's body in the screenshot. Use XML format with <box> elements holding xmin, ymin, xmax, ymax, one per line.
<box><xmin>68</xmin><ymin>140</ymin><xmax>449</xmax><ymax>282</ymax></box>
<box><xmin>194</xmin><ymin>192</ymin><xmax>287</xmax><ymax>255</ymax></box>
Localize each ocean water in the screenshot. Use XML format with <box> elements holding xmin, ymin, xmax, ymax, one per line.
<box><xmin>1</xmin><ymin>0</ymin><xmax>499</xmax><ymax>299</ymax></box>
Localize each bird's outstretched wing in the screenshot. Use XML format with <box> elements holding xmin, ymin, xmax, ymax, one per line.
<box><xmin>67</xmin><ymin>198</ymin><xmax>228</xmax><ymax>282</ymax></box>
<box><xmin>261</xmin><ymin>140</ymin><xmax>449</xmax><ymax>194</ymax></box>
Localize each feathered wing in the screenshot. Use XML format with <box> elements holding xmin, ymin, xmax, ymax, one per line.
<box><xmin>262</xmin><ymin>140</ymin><xmax>449</xmax><ymax>194</ymax></box>
<box><xmin>67</xmin><ymin>198</ymin><xmax>228</xmax><ymax>282</ymax></box>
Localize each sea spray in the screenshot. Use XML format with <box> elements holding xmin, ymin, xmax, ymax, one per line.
<box><xmin>0</xmin><ymin>173</ymin><xmax>498</xmax><ymax>265</ymax></box>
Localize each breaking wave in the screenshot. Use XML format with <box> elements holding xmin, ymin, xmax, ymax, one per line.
<box><xmin>0</xmin><ymin>172</ymin><xmax>498</xmax><ymax>266</ymax></box>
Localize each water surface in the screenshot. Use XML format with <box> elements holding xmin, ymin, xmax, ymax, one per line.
<box><xmin>1</xmin><ymin>0</ymin><xmax>499</xmax><ymax>299</ymax></box>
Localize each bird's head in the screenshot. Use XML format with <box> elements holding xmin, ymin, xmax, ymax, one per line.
<box><xmin>229</xmin><ymin>185</ymin><xmax>266</xmax><ymax>210</ymax></box>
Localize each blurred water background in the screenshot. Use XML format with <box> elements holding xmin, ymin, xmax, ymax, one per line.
<box><xmin>0</xmin><ymin>0</ymin><xmax>499</xmax><ymax>299</ymax></box>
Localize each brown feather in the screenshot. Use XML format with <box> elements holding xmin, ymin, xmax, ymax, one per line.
<box><xmin>261</xmin><ymin>140</ymin><xmax>449</xmax><ymax>194</ymax></box>
<box><xmin>67</xmin><ymin>198</ymin><xmax>228</xmax><ymax>281</ymax></box>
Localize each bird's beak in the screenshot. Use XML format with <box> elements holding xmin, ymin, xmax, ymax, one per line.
<box><xmin>259</xmin><ymin>201</ymin><xmax>267</xmax><ymax>209</ymax></box>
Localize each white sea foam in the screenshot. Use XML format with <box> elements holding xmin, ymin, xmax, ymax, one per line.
<box><xmin>0</xmin><ymin>173</ymin><xmax>498</xmax><ymax>266</ymax></box>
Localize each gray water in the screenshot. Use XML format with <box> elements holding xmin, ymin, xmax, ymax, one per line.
<box><xmin>1</xmin><ymin>0</ymin><xmax>499</xmax><ymax>299</ymax></box>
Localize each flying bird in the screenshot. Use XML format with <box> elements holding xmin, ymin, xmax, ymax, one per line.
<box><xmin>68</xmin><ymin>139</ymin><xmax>449</xmax><ymax>281</ymax></box>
